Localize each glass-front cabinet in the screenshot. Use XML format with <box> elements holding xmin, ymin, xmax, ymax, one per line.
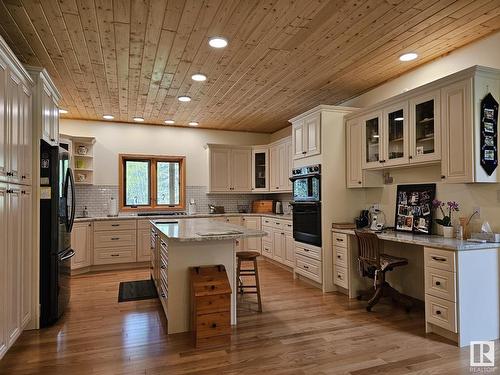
<box><xmin>409</xmin><ymin>90</ymin><xmax>441</xmax><ymax>163</ymax></box>
<box><xmin>383</xmin><ymin>102</ymin><xmax>408</xmax><ymax>167</ymax></box>
<box><xmin>251</xmin><ymin>147</ymin><xmax>269</xmax><ymax>191</ymax></box>
<box><xmin>362</xmin><ymin>111</ymin><xmax>383</xmax><ymax>169</ymax></box>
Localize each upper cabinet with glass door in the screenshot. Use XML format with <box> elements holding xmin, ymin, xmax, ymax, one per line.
<box><xmin>382</xmin><ymin>102</ymin><xmax>408</xmax><ymax>167</ymax></box>
<box><xmin>251</xmin><ymin>147</ymin><xmax>269</xmax><ymax>192</ymax></box>
<box><xmin>362</xmin><ymin>111</ymin><xmax>383</xmax><ymax>169</ymax></box>
<box><xmin>409</xmin><ymin>90</ymin><xmax>441</xmax><ymax>163</ymax></box>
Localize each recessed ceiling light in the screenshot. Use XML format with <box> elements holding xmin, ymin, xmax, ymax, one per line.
<box><xmin>178</xmin><ymin>95</ymin><xmax>192</xmax><ymax>102</ymax></box>
<box><xmin>103</xmin><ymin>114</ymin><xmax>114</xmax><ymax>120</ymax></box>
<box><xmin>394</xmin><ymin>117</ymin><xmax>405</xmax><ymax>121</ymax></box>
<box><xmin>399</xmin><ymin>52</ymin><xmax>418</xmax><ymax>61</ymax></box>
<box><xmin>208</xmin><ymin>36</ymin><xmax>228</xmax><ymax>48</ymax></box>
<box><xmin>188</xmin><ymin>121</ymin><xmax>199</xmax><ymax>126</ymax></box>
<box><xmin>191</xmin><ymin>73</ymin><xmax>207</xmax><ymax>82</ymax></box>
<box><xmin>133</xmin><ymin>117</ymin><xmax>144</xmax><ymax>122</ymax></box>
<box><xmin>164</xmin><ymin>120</ymin><xmax>175</xmax><ymax>125</ymax></box>
<box><xmin>59</xmin><ymin>108</ymin><xmax>68</xmax><ymax>114</ymax></box>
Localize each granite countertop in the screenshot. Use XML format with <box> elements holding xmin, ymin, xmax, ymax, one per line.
<box><xmin>331</xmin><ymin>227</ymin><xmax>500</xmax><ymax>251</ymax></box>
<box><xmin>152</xmin><ymin>218</ymin><xmax>266</xmax><ymax>242</ymax></box>
<box><xmin>74</xmin><ymin>212</ymin><xmax>292</xmax><ymax>223</ymax></box>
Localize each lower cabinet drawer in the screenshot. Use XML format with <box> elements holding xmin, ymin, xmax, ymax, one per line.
<box><xmin>94</xmin><ymin>230</ymin><xmax>136</xmax><ymax>248</ymax></box>
<box><xmin>93</xmin><ymin>246</ymin><xmax>137</xmax><ymax>265</ymax></box>
<box><xmin>94</xmin><ymin>220</ymin><xmax>137</xmax><ymax>232</ymax></box>
<box><xmin>295</xmin><ymin>254</ymin><xmax>322</xmax><ymax>283</ymax></box>
<box><xmin>195</xmin><ymin>312</ymin><xmax>231</xmax><ymax>339</ymax></box>
<box><xmin>295</xmin><ymin>243</ymin><xmax>321</xmax><ymax>261</ymax></box>
<box><xmin>332</xmin><ymin>232</ymin><xmax>348</xmax><ymax>248</ymax></box>
<box><xmin>262</xmin><ymin>241</ymin><xmax>273</xmax><ymax>258</ymax></box>
<box><xmin>196</xmin><ymin>294</ymin><xmax>231</xmax><ymax>315</ymax></box>
<box><xmin>425</xmin><ymin>294</ymin><xmax>457</xmax><ymax>333</ymax></box>
<box><xmin>334</xmin><ymin>246</ymin><xmax>348</xmax><ymax>268</ymax></box>
<box><xmin>334</xmin><ymin>265</ymin><xmax>348</xmax><ymax>289</ymax></box>
<box><xmin>425</xmin><ymin>267</ymin><xmax>456</xmax><ymax>302</ymax></box>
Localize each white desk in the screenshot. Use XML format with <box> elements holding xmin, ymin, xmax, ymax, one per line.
<box><xmin>331</xmin><ymin>228</ymin><xmax>500</xmax><ymax>347</ymax></box>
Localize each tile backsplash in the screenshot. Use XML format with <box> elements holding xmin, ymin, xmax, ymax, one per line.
<box><xmin>75</xmin><ymin>185</ymin><xmax>292</xmax><ymax>217</ymax></box>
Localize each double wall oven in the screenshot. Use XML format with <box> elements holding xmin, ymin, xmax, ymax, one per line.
<box><xmin>290</xmin><ymin>164</ymin><xmax>322</xmax><ymax>247</ymax></box>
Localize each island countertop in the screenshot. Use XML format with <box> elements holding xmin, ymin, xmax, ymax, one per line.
<box><xmin>152</xmin><ymin>218</ymin><xmax>266</xmax><ymax>242</ymax></box>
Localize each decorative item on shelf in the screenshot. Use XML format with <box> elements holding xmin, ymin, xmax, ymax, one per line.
<box><xmin>479</xmin><ymin>93</ymin><xmax>498</xmax><ymax>176</ymax></box>
<box><xmin>432</xmin><ymin>200</ymin><xmax>459</xmax><ymax>238</ymax></box>
<box><xmin>76</xmin><ymin>173</ymin><xmax>86</xmax><ymax>182</ymax></box>
<box><xmin>77</xmin><ymin>145</ymin><xmax>88</xmax><ymax>155</ymax></box>
<box><xmin>394</xmin><ymin>184</ymin><xmax>436</xmax><ymax>234</ymax></box>
<box><xmin>75</xmin><ymin>159</ymin><xmax>84</xmax><ymax>169</ymax></box>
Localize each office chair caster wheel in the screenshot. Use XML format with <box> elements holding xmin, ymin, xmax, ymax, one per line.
<box><xmin>366</xmin><ymin>306</ymin><xmax>372</xmax><ymax>312</ymax></box>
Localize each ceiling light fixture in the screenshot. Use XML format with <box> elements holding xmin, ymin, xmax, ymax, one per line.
<box><xmin>399</xmin><ymin>52</ymin><xmax>418</xmax><ymax>62</ymax></box>
<box><xmin>191</xmin><ymin>73</ymin><xmax>207</xmax><ymax>82</ymax></box>
<box><xmin>188</xmin><ymin>121</ymin><xmax>199</xmax><ymax>126</ymax></box>
<box><xmin>133</xmin><ymin>117</ymin><xmax>145</xmax><ymax>122</ymax></box>
<box><xmin>59</xmin><ymin>108</ymin><xmax>68</xmax><ymax>114</ymax></box>
<box><xmin>208</xmin><ymin>36</ymin><xmax>228</xmax><ymax>48</ymax></box>
<box><xmin>178</xmin><ymin>95</ymin><xmax>192</xmax><ymax>102</ymax></box>
<box><xmin>164</xmin><ymin>120</ymin><xmax>175</xmax><ymax>125</ymax></box>
<box><xmin>103</xmin><ymin>114</ymin><xmax>114</xmax><ymax>120</ymax></box>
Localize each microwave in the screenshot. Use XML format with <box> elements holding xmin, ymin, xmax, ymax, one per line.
<box><xmin>290</xmin><ymin>164</ymin><xmax>321</xmax><ymax>202</ymax></box>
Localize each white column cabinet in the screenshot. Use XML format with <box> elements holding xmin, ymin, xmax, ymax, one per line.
<box><xmin>20</xmin><ymin>187</ymin><xmax>32</xmax><ymax>327</ymax></box>
<box><xmin>0</xmin><ymin>59</ymin><xmax>6</xmax><ymax>183</ymax></box>
<box><xmin>71</xmin><ymin>222</ymin><xmax>93</xmax><ymax>270</ymax></box>
<box><xmin>346</xmin><ymin>119</ymin><xmax>363</xmax><ymax>188</ymax></box>
<box><xmin>269</xmin><ymin>137</ymin><xmax>292</xmax><ymax>192</ymax></box>
<box><xmin>231</xmin><ymin>148</ymin><xmax>251</xmax><ymax>192</ymax></box>
<box><xmin>0</xmin><ymin>184</ymin><xmax>7</xmax><ymax>358</ymax></box>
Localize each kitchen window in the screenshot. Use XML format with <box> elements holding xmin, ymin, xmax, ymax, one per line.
<box><xmin>119</xmin><ymin>154</ymin><xmax>186</xmax><ymax>211</ymax></box>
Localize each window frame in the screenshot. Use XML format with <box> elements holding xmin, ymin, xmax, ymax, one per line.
<box><xmin>119</xmin><ymin>154</ymin><xmax>186</xmax><ymax>212</ymax></box>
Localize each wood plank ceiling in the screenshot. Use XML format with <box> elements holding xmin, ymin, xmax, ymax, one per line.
<box><xmin>0</xmin><ymin>0</ymin><xmax>499</xmax><ymax>133</ymax></box>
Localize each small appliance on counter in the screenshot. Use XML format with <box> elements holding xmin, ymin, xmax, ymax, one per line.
<box><xmin>355</xmin><ymin>210</ymin><xmax>370</xmax><ymax>228</ymax></box>
<box><xmin>274</xmin><ymin>201</ymin><xmax>284</xmax><ymax>214</ymax></box>
<box><xmin>208</xmin><ymin>204</ymin><xmax>225</xmax><ymax>214</ymax></box>
<box><xmin>188</xmin><ymin>199</ymin><xmax>197</xmax><ymax>215</ymax></box>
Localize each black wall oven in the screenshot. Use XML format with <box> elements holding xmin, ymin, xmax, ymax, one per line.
<box><xmin>291</xmin><ymin>165</ymin><xmax>322</xmax><ymax>247</ymax></box>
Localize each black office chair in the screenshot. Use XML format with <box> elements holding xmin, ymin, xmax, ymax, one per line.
<box><xmin>355</xmin><ymin>230</ymin><xmax>412</xmax><ymax>312</ymax></box>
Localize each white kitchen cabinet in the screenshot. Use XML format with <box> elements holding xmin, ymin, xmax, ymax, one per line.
<box><xmin>0</xmin><ymin>184</ymin><xmax>7</xmax><ymax>358</ymax></box>
<box><xmin>409</xmin><ymin>90</ymin><xmax>441</xmax><ymax>164</ymax></box>
<box><xmin>382</xmin><ymin>101</ymin><xmax>409</xmax><ymax>167</ymax></box>
<box><xmin>261</xmin><ymin>217</ymin><xmax>294</xmax><ymax>267</ymax></box>
<box><xmin>284</xmin><ymin>232</ymin><xmax>295</xmax><ymax>268</ymax></box>
<box><xmin>0</xmin><ymin>59</ymin><xmax>6</xmax><ymax>183</ymax></box>
<box><xmin>20</xmin><ymin>187</ymin><xmax>32</xmax><ymax>328</ymax></box>
<box><xmin>71</xmin><ymin>222</ymin><xmax>93</xmax><ymax>270</ymax></box>
<box><xmin>137</xmin><ymin>228</ymin><xmax>152</xmax><ymax>262</ymax></box>
<box><xmin>6</xmin><ymin>185</ymin><xmax>21</xmax><ymax>347</ymax></box>
<box><xmin>269</xmin><ymin>137</ymin><xmax>292</xmax><ymax>192</ymax></box>
<box><xmin>251</xmin><ymin>147</ymin><xmax>269</xmax><ymax>192</ymax></box>
<box><xmin>292</xmin><ymin>113</ymin><xmax>321</xmax><ymax>159</ymax></box>
<box><xmin>25</xmin><ymin>66</ymin><xmax>61</xmax><ymax>147</ymax></box>
<box><xmin>346</xmin><ymin>118</ymin><xmax>363</xmax><ymax>188</ymax></box>
<box><xmin>208</xmin><ymin>146</ymin><xmax>251</xmax><ymax>192</ymax></box>
<box><xmin>441</xmin><ymin>79</ymin><xmax>473</xmax><ymax>183</ymax></box>
<box><xmin>20</xmin><ymin>85</ymin><xmax>32</xmax><ymax>185</ymax></box>
<box><xmin>242</xmin><ymin>216</ymin><xmax>261</xmax><ymax>253</ymax></box>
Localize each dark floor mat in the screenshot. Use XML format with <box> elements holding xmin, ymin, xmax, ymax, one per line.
<box><xmin>118</xmin><ymin>279</ymin><xmax>158</xmax><ymax>302</ymax></box>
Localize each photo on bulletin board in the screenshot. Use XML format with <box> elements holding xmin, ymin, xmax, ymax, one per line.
<box><xmin>394</xmin><ymin>184</ymin><xmax>436</xmax><ymax>234</ymax></box>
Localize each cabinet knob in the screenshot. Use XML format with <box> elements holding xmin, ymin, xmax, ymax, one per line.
<box><xmin>21</xmin><ymin>175</ymin><xmax>26</xmax><ymax>179</ymax></box>
<box><xmin>435</xmin><ymin>310</ymin><xmax>441</xmax><ymax>315</ymax></box>
<box><xmin>50</xmin><ymin>138</ymin><xmax>55</xmax><ymax>142</ymax></box>
<box><xmin>435</xmin><ymin>281</ymin><xmax>441</xmax><ymax>286</ymax></box>
<box><xmin>409</xmin><ymin>155</ymin><xmax>413</xmax><ymax>160</ymax></box>
<box><xmin>88</xmin><ymin>223</ymin><xmax>91</xmax><ymax>227</ymax></box>
<box><xmin>358</xmin><ymin>181</ymin><xmax>362</xmax><ymax>184</ymax></box>
<box><xmin>302</xmin><ymin>151</ymin><xmax>307</xmax><ymax>155</ymax></box>
<box><xmin>441</xmin><ymin>175</ymin><xmax>446</xmax><ymax>179</ymax></box>
<box><xmin>6</xmin><ymin>172</ymin><xmax>13</xmax><ymax>176</ymax></box>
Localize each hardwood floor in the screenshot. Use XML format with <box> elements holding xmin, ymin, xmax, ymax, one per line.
<box><xmin>0</xmin><ymin>261</ymin><xmax>493</xmax><ymax>374</ymax></box>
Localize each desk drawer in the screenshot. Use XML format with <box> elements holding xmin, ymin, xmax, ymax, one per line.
<box><xmin>295</xmin><ymin>243</ymin><xmax>321</xmax><ymax>261</ymax></box>
<box><xmin>424</xmin><ymin>247</ymin><xmax>455</xmax><ymax>272</ymax></box>
<box><xmin>334</xmin><ymin>246</ymin><xmax>348</xmax><ymax>268</ymax></box>
<box><xmin>94</xmin><ymin>220</ymin><xmax>137</xmax><ymax>232</ymax></box>
<box><xmin>332</xmin><ymin>232</ymin><xmax>348</xmax><ymax>248</ymax></box>
<box><xmin>425</xmin><ymin>294</ymin><xmax>457</xmax><ymax>333</ymax></box>
<box><xmin>334</xmin><ymin>265</ymin><xmax>348</xmax><ymax>289</ymax></box>
<box><xmin>425</xmin><ymin>267</ymin><xmax>456</xmax><ymax>302</ymax></box>
<box><xmin>94</xmin><ymin>246</ymin><xmax>137</xmax><ymax>264</ymax></box>
<box><xmin>94</xmin><ymin>230</ymin><xmax>136</xmax><ymax>248</ymax></box>
<box><xmin>295</xmin><ymin>254</ymin><xmax>321</xmax><ymax>283</ymax></box>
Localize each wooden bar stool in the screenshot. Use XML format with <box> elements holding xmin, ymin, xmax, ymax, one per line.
<box><xmin>236</xmin><ymin>251</ymin><xmax>262</xmax><ymax>312</ymax></box>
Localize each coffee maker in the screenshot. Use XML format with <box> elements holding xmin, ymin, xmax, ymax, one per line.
<box><xmin>355</xmin><ymin>210</ymin><xmax>369</xmax><ymax>228</ymax></box>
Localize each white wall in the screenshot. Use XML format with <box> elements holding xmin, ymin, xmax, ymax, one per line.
<box><xmin>342</xmin><ymin>31</ymin><xmax>500</xmax><ymax>108</ymax></box>
<box><xmin>60</xmin><ymin>119</ymin><xmax>270</xmax><ymax>186</ymax></box>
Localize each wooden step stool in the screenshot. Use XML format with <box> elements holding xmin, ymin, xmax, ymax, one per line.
<box><xmin>190</xmin><ymin>265</ymin><xmax>232</xmax><ymax>349</ymax></box>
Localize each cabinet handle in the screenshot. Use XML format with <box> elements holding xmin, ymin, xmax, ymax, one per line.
<box><xmin>302</xmin><ymin>151</ymin><xmax>307</xmax><ymax>155</ymax></box>
<box><xmin>409</xmin><ymin>155</ymin><xmax>413</xmax><ymax>160</ymax></box>
<box><xmin>435</xmin><ymin>310</ymin><xmax>441</xmax><ymax>315</ymax></box>
<box><xmin>336</xmin><ymin>238</ymin><xmax>344</xmax><ymax>242</ymax></box>
<box><xmin>6</xmin><ymin>172</ymin><xmax>13</xmax><ymax>176</ymax></box>
<box><xmin>303</xmin><ymin>248</ymin><xmax>309</xmax><ymax>252</ymax></box>
<box><xmin>358</xmin><ymin>181</ymin><xmax>362</xmax><ymax>184</ymax></box>
<box><xmin>6</xmin><ymin>189</ymin><xmax>12</xmax><ymax>193</ymax></box>
<box><xmin>337</xmin><ymin>274</ymin><xmax>342</xmax><ymax>278</ymax></box>
<box><xmin>88</xmin><ymin>224</ymin><xmax>91</xmax><ymax>227</ymax></box>
<box><xmin>337</xmin><ymin>255</ymin><xmax>341</xmax><ymax>259</ymax></box>
<box><xmin>111</xmin><ymin>224</ymin><xmax>120</xmax><ymax>227</ymax></box>
<box><xmin>281</xmin><ymin>232</ymin><xmax>284</xmax><ymax>235</ymax></box>
<box><xmin>21</xmin><ymin>175</ymin><xmax>26</xmax><ymax>179</ymax></box>
<box><xmin>50</xmin><ymin>138</ymin><xmax>55</xmax><ymax>142</ymax></box>
<box><xmin>431</xmin><ymin>256</ymin><xmax>446</xmax><ymax>262</ymax></box>
<box><xmin>441</xmin><ymin>175</ymin><xmax>446</xmax><ymax>179</ymax></box>
<box><xmin>111</xmin><ymin>237</ymin><xmax>120</xmax><ymax>240</ymax></box>
<box><xmin>435</xmin><ymin>281</ymin><xmax>441</xmax><ymax>286</ymax></box>
<box><xmin>303</xmin><ymin>265</ymin><xmax>309</xmax><ymax>269</ymax></box>
<box><xmin>211</xmin><ymin>323</ymin><xmax>217</xmax><ymax>328</ymax></box>
<box><xmin>110</xmin><ymin>254</ymin><xmax>119</xmax><ymax>257</ymax></box>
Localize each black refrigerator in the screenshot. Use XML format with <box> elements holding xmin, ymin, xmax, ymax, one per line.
<box><xmin>40</xmin><ymin>140</ymin><xmax>76</xmax><ymax>327</ymax></box>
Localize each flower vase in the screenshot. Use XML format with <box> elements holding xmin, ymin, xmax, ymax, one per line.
<box><xmin>442</xmin><ymin>226</ymin><xmax>454</xmax><ymax>238</ymax></box>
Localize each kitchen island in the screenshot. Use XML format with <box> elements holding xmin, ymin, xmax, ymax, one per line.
<box><xmin>150</xmin><ymin>218</ymin><xmax>265</xmax><ymax>334</ymax></box>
